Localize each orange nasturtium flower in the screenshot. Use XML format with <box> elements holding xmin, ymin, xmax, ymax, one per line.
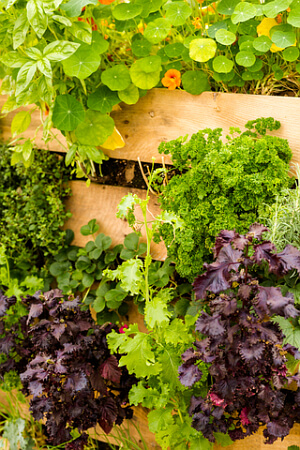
<box><xmin>161</xmin><ymin>69</ymin><xmax>181</xmax><ymax>90</ymax></box>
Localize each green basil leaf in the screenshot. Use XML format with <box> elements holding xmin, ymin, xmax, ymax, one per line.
<box><xmin>26</xmin><ymin>0</ymin><xmax>48</xmax><ymax>38</ymax></box>
<box><xmin>43</xmin><ymin>40</ymin><xmax>80</xmax><ymax>61</ymax></box>
<box><xmin>11</xmin><ymin>111</ymin><xmax>31</xmax><ymax>136</ymax></box>
<box><xmin>13</xmin><ymin>11</ymin><xmax>29</xmax><ymax>49</ymax></box>
<box><xmin>16</xmin><ymin>62</ymin><xmax>37</xmax><ymax>96</ymax></box>
<box><xmin>60</xmin><ymin>0</ymin><xmax>98</xmax><ymax>17</ymax></box>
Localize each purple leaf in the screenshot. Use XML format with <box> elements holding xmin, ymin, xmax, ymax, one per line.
<box><xmin>28</xmin><ymin>380</ymin><xmax>43</xmax><ymax>396</ymax></box>
<box><xmin>247</xmin><ymin>223</ymin><xmax>269</xmax><ymax>240</ymax></box>
<box><xmin>266</xmin><ymin>420</ymin><xmax>290</xmax><ymax>438</ymax></box>
<box><xmin>253</xmin><ymin>241</ymin><xmax>279</xmax><ymax>272</ymax></box>
<box><xmin>0</xmin><ymin>335</ymin><xmax>14</xmax><ymax>354</ymax></box>
<box><xmin>193</xmin><ymin>245</ymin><xmax>242</xmax><ymax>299</ymax></box>
<box><xmin>196</xmin><ymin>313</ymin><xmax>226</xmax><ymax>337</ymax></box>
<box><xmin>27</xmin><ymin>302</ymin><xmax>43</xmax><ymax>324</ymax></box>
<box><xmin>255</xmin><ymin>286</ymin><xmax>299</xmax><ymax>318</ymax></box>
<box><xmin>213</xmin><ymin>230</ymin><xmax>237</xmax><ymax>257</ymax></box>
<box><xmin>0</xmin><ymin>295</ymin><xmax>8</xmax><ymax>316</ymax></box>
<box><xmin>99</xmin><ymin>356</ymin><xmax>122</xmax><ymax>384</ymax></box>
<box><xmin>276</xmin><ymin>244</ymin><xmax>300</xmax><ymax>275</ymax></box>
<box><xmin>63</xmin><ymin>372</ymin><xmax>87</xmax><ymax>392</ymax></box>
<box><xmin>51</xmin><ymin>322</ymin><xmax>66</xmax><ymax>340</ymax></box>
<box><xmin>239</xmin><ymin>341</ymin><xmax>265</xmax><ymax>361</ymax></box>
<box><xmin>98</xmin><ymin>397</ymin><xmax>118</xmax><ymax>434</ymax></box>
<box><xmin>178</xmin><ymin>362</ymin><xmax>202</xmax><ymax>387</ymax></box>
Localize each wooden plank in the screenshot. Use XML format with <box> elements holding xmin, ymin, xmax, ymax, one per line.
<box><xmin>64</xmin><ymin>181</ymin><xmax>167</xmax><ymax>262</ymax></box>
<box><xmin>1</xmin><ymin>91</ymin><xmax>300</xmax><ymax>165</ymax></box>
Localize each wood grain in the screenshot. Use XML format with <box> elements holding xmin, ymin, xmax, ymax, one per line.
<box><xmin>64</xmin><ymin>181</ymin><xmax>167</xmax><ymax>261</ymax></box>
<box><xmin>1</xmin><ymin>90</ymin><xmax>300</xmax><ymax>166</ymax></box>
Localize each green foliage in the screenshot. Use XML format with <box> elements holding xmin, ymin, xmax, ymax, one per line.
<box><xmin>158</xmin><ymin>118</ymin><xmax>293</xmax><ymax>281</ymax></box>
<box><xmin>3</xmin><ymin>418</ymin><xmax>34</xmax><ymax>450</ymax></box>
<box><xmin>259</xmin><ymin>164</ymin><xmax>300</xmax><ymax>251</ymax></box>
<box><xmin>0</xmin><ymin>143</ymin><xmax>71</xmax><ymax>271</ymax></box>
<box><xmin>1</xmin><ymin>0</ymin><xmax>300</xmax><ymax>178</ymax></box>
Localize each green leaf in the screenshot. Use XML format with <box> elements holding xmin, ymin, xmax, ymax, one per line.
<box><xmin>138</xmin><ymin>55</ymin><xmax>162</xmax><ymax>73</ymax></box>
<box><xmin>144</xmin><ymin>18</ymin><xmax>172</xmax><ymax>44</ymax></box>
<box><xmin>282</xmin><ymin>46</ymin><xmax>299</xmax><ymax>61</ymax></box>
<box><xmin>288</xmin><ymin>446</ymin><xmax>300</xmax><ymax>450</ymax></box>
<box><xmin>145</xmin><ymin>292</ymin><xmax>172</xmax><ymax>328</ymax></box>
<box><xmin>65</xmin><ymin>144</ymin><xmax>77</xmax><ymax>166</ymax></box>
<box><xmin>101</xmin><ymin>65</ymin><xmax>131</xmax><ymax>91</ymax></box>
<box><xmin>69</xmin><ymin>21</ymin><xmax>92</xmax><ymax>44</ymax></box>
<box><xmin>213</xmin><ymin>55</ymin><xmax>234</xmax><ymax>73</ymax></box>
<box><xmin>215</xmin><ymin>29</ymin><xmax>236</xmax><ymax>45</ymax></box>
<box><xmin>164</xmin><ymin>42</ymin><xmax>185</xmax><ymax>58</ymax></box>
<box><xmin>190</xmin><ymin>436</ymin><xmax>212</xmax><ymax>450</ymax></box>
<box><xmin>60</xmin><ymin>0</ymin><xmax>98</xmax><ymax>17</ymax></box>
<box><xmin>273</xmin><ymin>316</ymin><xmax>300</xmax><ymax>348</ymax></box>
<box><xmin>271</xmin><ymin>30</ymin><xmax>296</xmax><ymax>48</ymax></box>
<box><xmin>130</xmin><ymin>58</ymin><xmax>161</xmax><ymax>89</ymax></box>
<box><xmin>116</xmin><ymin>193</ymin><xmax>138</xmax><ymax>220</ymax></box>
<box><xmin>62</xmin><ymin>45</ymin><xmax>100</xmax><ymax>79</ymax></box>
<box><xmin>147</xmin><ymin>408</ymin><xmax>174</xmax><ymax>433</ymax></box>
<box><xmin>82</xmin><ymin>146</ymin><xmax>107</xmax><ymax>164</ymax></box>
<box><xmin>1</xmin><ymin>51</ymin><xmax>30</xmax><ymax>68</ymax></box>
<box><xmin>52</xmin><ymin>14</ymin><xmax>73</xmax><ymax>27</ymax></box>
<box><xmin>82</xmin><ymin>272</ymin><xmax>94</xmax><ymax>288</ymax></box>
<box><xmin>163</xmin><ymin>319</ymin><xmax>192</xmax><ymax>345</ymax></box>
<box><xmin>235</xmin><ymin>51</ymin><xmax>256</xmax><ymax>67</ymax></box>
<box><xmin>37</xmin><ymin>59</ymin><xmax>52</xmax><ymax>78</ymax></box>
<box><xmin>158</xmin><ymin>346</ymin><xmax>182</xmax><ymax>387</ymax></box>
<box><xmin>113</xmin><ymin>3</ymin><xmax>143</xmax><ymax>20</ymax></box>
<box><xmin>11</xmin><ymin>111</ymin><xmax>31</xmax><ymax>136</ymax></box>
<box><xmin>253</xmin><ymin>35</ymin><xmax>272</xmax><ymax>52</ymax></box>
<box><xmin>105</xmin><ymin>287</ymin><xmax>127</xmax><ymax>307</ymax></box>
<box><xmin>118</xmin><ymin>84</ymin><xmax>140</xmax><ymax>105</ymax></box>
<box><xmin>22</xmin><ymin>139</ymin><xmax>33</xmax><ymax>161</ymax></box>
<box><xmin>50</xmin><ymin>261</ymin><xmax>70</xmax><ymax>277</ymax></box>
<box><xmin>124</xmin><ymin>233</ymin><xmax>139</xmax><ymax>251</ymax></box>
<box><xmin>75</xmin><ymin>256</ymin><xmax>92</xmax><ymax>271</ymax></box>
<box><xmin>43</xmin><ymin>41</ymin><xmax>80</xmax><ymax>61</ymax></box>
<box><xmin>16</xmin><ymin>62</ymin><xmax>37</xmax><ymax>96</ymax></box>
<box><xmin>95</xmin><ymin>233</ymin><xmax>112</xmax><ymax>251</ymax></box>
<box><xmin>165</xmin><ymin>1</ymin><xmax>192</xmax><ymax>26</ymax></box>
<box><xmin>112</xmin><ymin>326</ymin><xmax>161</xmax><ymax>377</ymax></box>
<box><xmin>214</xmin><ymin>432</ymin><xmax>234</xmax><ymax>446</ymax></box>
<box><xmin>75</xmin><ymin>110</ymin><xmax>114</xmax><ymax>146</ymax></box>
<box><xmin>189</xmin><ymin>38</ymin><xmax>217</xmax><ymax>63</ymax></box>
<box><xmin>135</xmin><ymin>0</ymin><xmax>164</xmax><ymax>17</ymax></box>
<box><xmin>104</xmin><ymin>258</ymin><xmax>143</xmax><ymax>295</ymax></box>
<box><xmin>217</xmin><ymin>0</ymin><xmax>239</xmax><ymax>15</ymax></box>
<box><xmin>263</xmin><ymin>0</ymin><xmax>291</xmax><ymax>18</ymax></box>
<box><xmin>287</xmin><ymin>6</ymin><xmax>300</xmax><ymax>26</ymax></box>
<box><xmin>91</xmin><ymin>31</ymin><xmax>109</xmax><ymax>54</ymax></box>
<box><xmin>93</xmin><ymin>295</ymin><xmax>106</xmax><ymax>313</ymax></box>
<box><xmin>80</xmin><ymin>219</ymin><xmax>99</xmax><ymax>235</ymax></box>
<box><xmin>26</xmin><ymin>0</ymin><xmax>48</xmax><ymax>38</ymax></box>
<box><xmin>131</xmin><ymin>38</ymin><xmax>152</xmax><ymax>57</ymax></box>
<box><xmin>53</xmin><ymin>94</ymin><xmax>85</xmax><ymax>132</ymax></box>
<box><xmin>13</xmin><ymin>11</ymin><xmax>29</xmax><ymax>50</ymax></box>
<box><xmin>231</xmin><ymin>2</ymin><xmax>257</xmax><ymax>24</ymax></box>
<box><xmin>87</xmin><ymin>86</ymin><xmax>119</xmax><ymax>113</ymax></box>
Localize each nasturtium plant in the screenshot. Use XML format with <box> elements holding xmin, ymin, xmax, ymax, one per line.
<box><xmin>1</xmin><ymin>0</ymin><xmax>300</xmax><ymax>178</ymax></box>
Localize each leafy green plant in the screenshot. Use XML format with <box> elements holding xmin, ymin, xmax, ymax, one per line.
<box><xmin>158</xmin><ymin>117</ymin><xmax>293</xmax><ymax>281</ymax></box>
<box><xmin>1</xmin><ymin>0</ymin><xmax>300</xmax><ymax>176</ymax></box>
<box><xmin>259</xmin><ymin>164</ymin><xmax>300</xmax><ymax>251</ymax></box>
<box><xmin>104</xmin><ymin>169</ymin><xmax>232</xmax><ymax>449</ymax></box>
<box><xmin>0</xmin><ymin>143</ymin><xmax>71</xmax><ymax>270</ymax></box>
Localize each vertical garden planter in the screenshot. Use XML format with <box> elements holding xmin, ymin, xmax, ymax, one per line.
<box><xmin>1</xmin><ymin>89</ymin><xmax>300</xmax><ymax>448</ymax></box>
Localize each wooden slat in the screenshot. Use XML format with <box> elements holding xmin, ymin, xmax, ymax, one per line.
<box><xmin>1</xmin><ymin>90</ymin><xmax>300</xmax><ymax>165</ymax></box>
<box><xmin>64</xmin><ymin>181</ymin><xmax>167</xmax><ymax>262</ymax></box>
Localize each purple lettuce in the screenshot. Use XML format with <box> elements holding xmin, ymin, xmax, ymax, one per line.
<box><xmin>180</xmin><ymin>225</ymin><xmax>300</xmax><ymax>444</ymax></box>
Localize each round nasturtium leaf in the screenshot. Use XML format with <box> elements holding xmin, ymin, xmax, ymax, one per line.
<box><xmin>87</xmin><ymin>86</ymin><xmax>119</xmax><ymax>113</ymax></box>
<box><xmin>242</xmin><ymin>70</ymin><xmax>254</xmax><ymax>81</ymax></box>
<box><xmin>75</xmin><ymin>110</ymin><xmax>115</xmax><ymax>146</ymax></box>
<box><xmin>213</xmin><ymin>55</ymin><xmax>234</xmax><ymax>73</ymax></box>
<box><xmin>235</xmin><ymin>51</ymin><xmax>256</xmax><ymax>67</ymax></box>
<box><xmin>263</xmin><ymin>0</ymin><xmax>291</xmax><ymax>18</ymax></box>
<box><xmin>135</xmin><ymin>0</ymin><xmax>164</xmax><ymax>17</ymax></box>
<box><xmin>239</xmin><ymin>40</ymin><xmax>254</xmax><ymax>52</ymax></box>
<box><xmin>253</xmin><ymin>35</ymin><xmax>272</xmax><ymax>52</ymax></box>
<box><xmin>282</xmin><ymin>46</ymin><xmax>299</xmax><ymax>61</ymax></box>
<box><xmin>118</xmin><ymin>84</ymin><xmax>140</xmax><ymax>104</ymax></box>
<box><xmin>143</xmin><ymin>18</ymin><xmax>171</xmax><ymax>44</ymax></box>
<box><xmin>164</xmin><ymin>42</ymin><xmax>185</xmax><ymax>58</ymax></box>
<box><xmin>231</xmin><ymin>2</ymin><xmax>257</xmax><ymax>24</ymax></box>
<box><xmin>215</xmin><ymin>29</ymin><xmax>236</xmax><ymax>45</ymax></box>
<box><xmin>62</xmin><ymin>45</ymin><xmax>100</xmax><ymax>79</ymax></box>
<box><xmin>112</xmin><ymin>3</ymin><xmax>143</xmax><ymax>20</ymax></box>
<box><xmin>181</xmin><ymin>70</ymin><xmax>210</xmax><ymax>95</ymax></box>
<box><xmin>240</xmin><ymin>19</ymin><xmax>259</xmax><ymax>35</ymax></box>
<box><xmin>91</xmin><ymin>31</ymin><xmax>109</xmax><ymax>54</ymax></box>
<box><xmin>217</xmin><ymin>0</ymin><xmax>239</xmax><ymax>15</ymax></box>
<box><xmin>189</xmin><ymin>38</ymin><xmax>217</xmax><ymax>62</ymax></box>
<box><xmin>165</xmin><ymin>1</ymin><xmax>192</xmax><ymax>26</ymax></box>
<box><xmin>138</xmin><ymin>55</ymin><xmax>162</xmax><ymax>73</ymax></box>
<box><xmin>207</xmin><ymin>21</ymin><xmax>227</xmax><ymax>39</ymax></box>
<box><xmin>248</xmin><ymin>58</ymin><xmax>263</xmax><ymax>72</ymax></box>
<box><xmin>52</xmin><ymin>94</ymin><xmax>85</xmax><ymax>131</ymax></box>
<box><xmin>101</xmin><ymin>65</ymin><xmax>131</xmax><ymax>91</ymax></box>
<box><xmin>130</xmin><ymin>58</ymin><xmax>161</xmax><ymax>89</ymax></box>
<box><xmin>271</xmin><ymin>30</ymin><xmax>296</xmax><ymax>48</ymax></box>
<box><xmin>287</xmin><ymin>6</ymin><xmax>300</xmax><ymax>27</ymax></box>
<box><xmin>131</xmin><ymin>38</ymin><xmax>152</xmax><ymax>57</ymax></box>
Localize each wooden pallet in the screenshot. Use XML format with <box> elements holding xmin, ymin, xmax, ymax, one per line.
<box><xmin>2</xmin><ymin>90</ymin><xmax>300</xmax><ymax>449</ymax></box>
